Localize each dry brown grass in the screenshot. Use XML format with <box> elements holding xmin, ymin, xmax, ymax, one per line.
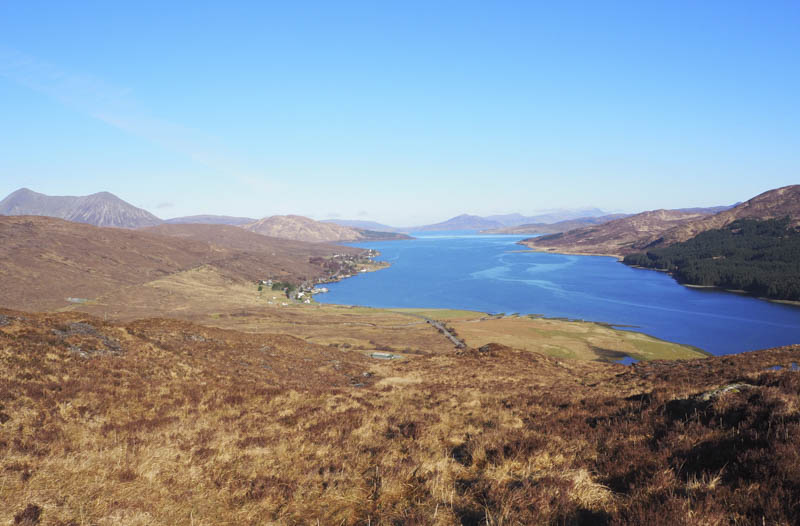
<box><xmin>64</xmin><ymin>269</ymin><xmax>456</xmax><ymax>356</ymax></box>
<box><xmin>2</xmin><ymin>308</ymin><xmax>800</xmax><ymax>524</ymax></box>
<box><xmin>444</xmin><ymin>315</ymin><xmax>705</xmax><ymax>361</ymax></box>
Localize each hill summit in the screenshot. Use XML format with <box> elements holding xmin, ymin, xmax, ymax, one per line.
<box><xmin>0</xmin><ymin>188</ymin><xmax>162</xmax><ymax>228</ymax></box>
<box><xmin>524</xmin><ymin>186</ymin><xmax>800</xmax><ymax>257</ymax></box>
<box><xmin>243</xmin><ymin>214</ymin><xmax>409</xmax><ymax>243</ymax></box>
<box><xmin>411</xmin><ymin>214</ymin><xmax>505</xmax><ymax>231</ymax></box>
<box><xmin>643</xmin><ymin>184</ymin><xmax>800</xmax><ymax>249</ymax></box>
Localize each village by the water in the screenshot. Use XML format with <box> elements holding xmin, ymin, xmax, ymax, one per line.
<box><xmin>257</xmin><ymin>249</ymin><xmax>384</xmax><ymax>306</ymax></box>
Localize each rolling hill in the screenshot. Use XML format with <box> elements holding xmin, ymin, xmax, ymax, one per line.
<box><xmin>0</xmin><ymin>188</ymin><xmax>162</xmax><ymax>228</ymax></box>
<box><xmin>523</xmin><ymin>205</ymin><xmax>737</xmax><ymax>257</ymax></box>
<box><xmin>614</xmin><ymin>187</ymin><xmax>800</xmax><ymax>301</ymax></box>
<box><xmin>243</xmin><ymin>214</ymin><xmax>409</xmax><ymax>242</ymax></box>
<box><xmin>642</xmin><ymin>185</ymin><xmax>800</xmax><ymax>249</ymax></box>
<box><xmin>0</xmin><ymin>215</ymin><xmax>210</xmax><ymax>310</ymax></box>
<box><xmin>144</xmin><ymin>223</ymin><xmax>344</xmax><ymax>253</ymax></box>
<box><xmin>525</xmin><ymin>187</ymin><xmax>799</xmax><ymax>257</ymax></box>
<box><xmin>0</xmin><ymin>216</ymin><xmax>360</xmax><ymax>311</ymax></box>
<box><xmin>142</xmin><ymin>223</ymin><xmax>360</xmax><ymax>280</ymax></box>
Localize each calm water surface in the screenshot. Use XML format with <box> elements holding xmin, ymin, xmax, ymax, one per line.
<box><xmin>317</xmin><ymin>232</ymin><xmax>800</xmax><ymax>356</ymax></box>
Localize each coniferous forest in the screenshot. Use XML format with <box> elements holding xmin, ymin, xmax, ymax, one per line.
<box><xmin>623</xmin><ymin>217</ymin><xmax>800</xmax><ymax>301</ymax></box>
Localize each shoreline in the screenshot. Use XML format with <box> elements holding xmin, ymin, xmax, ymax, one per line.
<box><xmin>316</xmin><ymin>248</ymin><xmax>390</xmax><ymax>286</ymax></box>
<box><xmin>683</xmin><ymin>283</ymin><xmax>800</xmax><ymax>307</ymax></box>
<box><xmin>325</xmin><ymin>305</ymin><xmax>709</xmax><ymax>360</ymax></box>
<box><xmin>319</xmin><ymin>299</ymin><xmax>710</xmax><ymax>359</ymax></box>
<box><xmin>623</xmin><ymin>263</ymin><xmax>800</xmax><ymax>308</ymax></box>
<box><xmin>517</xmin><ymin>242</ymin><xmax>800</xmax><ymax>308</ymax></box>
<box><xmin>322</xmin><ymin>239</ymin><xmax>796</xmax><ymax>356</ymax></box>
<box><xmin>514</xmin><ymin>241</ymin><xmax>624</xmax><ymax>260</ymax></box>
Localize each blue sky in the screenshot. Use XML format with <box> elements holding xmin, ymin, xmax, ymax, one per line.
<box><xmin>1</xmin><ymin>1</ymin><xmax>798</xmax><ymax>225</ymax></box>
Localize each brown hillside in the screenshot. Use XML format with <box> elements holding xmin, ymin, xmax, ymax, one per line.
<box><xmin>0</xmin><ymin>217</ymin><xmax>359</xmax><ymax>311</ymax></box>
<box><xmin>0</xmin><ymin>216</ymin><xmax>213</xmax><ymax>310</ymax></box>
<box><xmin>143</xmin><ymin>223</ymin><xmax>358</xmax><ymax>259</ymax></box>
<box><xmin>523</xmin><ymin>209</ymin><xmax>715</xmax><ymax>257</ymax></box>
<box><xmin>140</xmin><ymin>223</ymin><xmax>363</xmax><ymax>284</ymax></box>
<box><xmin>243</xmin><ymin>214</ymin><xmax>367</xmax><ymax>242</ymax></box>
<box><xmin>646</xmin><ymin>184</ymin><xmax>800</xmax><ymax>248</ymax></box>
<box><xmin>2</xmin><ymin>308</ymin><xmax>800</xmax><ymax>524</ymax></box>
<box><xmin>524</xmin><ymin>187</ymin><xmax>800</xmax><ymax>257</ymax></box>
<box><xmin>243</xmin><ymin>215</ymin><xmax>410</xmax><ymax>243</ymax></box>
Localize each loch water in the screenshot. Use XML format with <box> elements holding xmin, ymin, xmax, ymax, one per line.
<box><xmin>316</xmin><ymin>232</ymin><xmax>800</xmax><ymax>356</ymax></box>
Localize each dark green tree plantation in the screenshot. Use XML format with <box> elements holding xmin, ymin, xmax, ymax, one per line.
<box><xmin>623</xmin><ymin>217</ymin><xmax>800</xmax><ymax>301</ymax></box>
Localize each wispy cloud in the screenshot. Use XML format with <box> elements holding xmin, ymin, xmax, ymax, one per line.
<box><xmin>0</xmin><ymin>46</ymin><xmax>281</xmax><ymax>194</ymax></box>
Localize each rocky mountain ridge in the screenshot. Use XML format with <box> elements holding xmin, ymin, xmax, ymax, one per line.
<box><xmin>0</xmin><ymin>188</ymin><xmax>162</xmax><ymax>228</ymax></box>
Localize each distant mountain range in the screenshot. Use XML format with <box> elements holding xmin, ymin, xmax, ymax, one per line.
<box><xmin>407</xmin><ymin>214</ymin><xmax>505</xmax><ymax>231</ymax></box>
<box><xmin>324</xmin><ymin>209</ymin><xmax>616</xmax><ymax>232</ymax></box>
<box><xmin>0</xmin><ymin>188</ymin><xmax>622</xmax><ymax>235</ymax></box>
<box><xmin>0</xmin><ymin>188</ymin><xmax>161</xmax><ymax>228</ymax></box>
<box><xmin>5</xmin><ymin>187</ymin><xmax>777</xmax><ymax>253</ymax></box>
<box><xmin>523</xmin><ymin>190</ymin><xmax>797</xmax><ymax>257</ymax></box>
<box><xmin>0</xmin><ymin>189</ymin><xmax>409</xmax><ymax>242</ymax></box>
<box><xmin>482</xmin><ymin>214</ymin><xmax>631</xmax><ymax>235</ymax></box>
<box><xmin>403</xmin><ymin>209</ymin><xmax>614</xmax><ymax>231</ymax></box>
<box><xmin>484</xmin><ymin>208</ymin><xmax>610</xmax><ymax>226</ymax></box>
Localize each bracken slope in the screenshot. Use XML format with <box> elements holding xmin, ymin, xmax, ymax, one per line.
<box><xmin>1</xmin><ymin>309</ymin><xmax>799</xmax><ymax>525</ymax></box>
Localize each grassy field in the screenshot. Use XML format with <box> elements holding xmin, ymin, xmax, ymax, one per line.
<box><xmin>444</xmin><ymin>315</ymin><xmax>705</xmax><ymax>362</ymax></box>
